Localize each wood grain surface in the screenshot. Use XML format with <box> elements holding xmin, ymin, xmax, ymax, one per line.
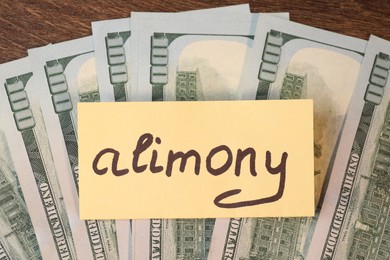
<box><xmin>0</xmin><ymin>0</ymin><xmax>389</xmax><ymax>64</ymax></box>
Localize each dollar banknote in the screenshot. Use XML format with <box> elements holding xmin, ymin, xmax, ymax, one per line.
<box><xmin>0</xmin><ymin>57</ymin><xmax>77</xmax><ymax>259</ymax></box>
<box><xmin>131</xmin><ymin>12</ymin><xmax>289</xmax><ymax>101</ymax></box>
<box><xmin>92</xmin><ymin>17</ymin><xmax>133</xmax><ymax>260</ymax></box>
<box><xmin>28</xmin><ymin>37</ymin><xmax>119</xmax><ymax>259</ymax></box>
<box><xmin>208</xmin><ymin>14</ymin><xmax>367</xmax><ymax>260</ymax></box>
<box><xmin>0</xmin><ymin>130</ymin><xmax>41</xmax><ymax>259</ymax></box>
<box><xmin>130</xmin><ymin>12</ymin><xmax>289</xmax><ymax>260</ymax></box>
<box><xmin>130</xmin><ymin>11</ymin><xmax>257</xmax><ymax>259</ymax></box>
<box><xmin>306</xmin><ymin>35</ymin><xmax>390</xmax><ymax>259</ymax></box>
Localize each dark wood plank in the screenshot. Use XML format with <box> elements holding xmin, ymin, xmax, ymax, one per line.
<box><xmin>0</xmin><ymin>0</ymin><xmax>389</xmax><ymax>64</ymax></box>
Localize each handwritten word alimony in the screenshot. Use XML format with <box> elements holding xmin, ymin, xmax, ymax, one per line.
<box><xmin>91</xmin><ymin>133</ymin><xmax>288</xmax><ymax>209</ymax></box>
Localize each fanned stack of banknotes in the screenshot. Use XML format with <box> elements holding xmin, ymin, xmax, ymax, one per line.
<box><xmin>0</xmin><ymin>3</ymin><xmax>389</xmax><ymax>259</ymax></box>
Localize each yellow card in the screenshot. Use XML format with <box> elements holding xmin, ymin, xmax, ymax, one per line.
<box><xmin>79</xmin><ymin>100</ymin><xmax>314</xmax><ymax>219</ymax></box>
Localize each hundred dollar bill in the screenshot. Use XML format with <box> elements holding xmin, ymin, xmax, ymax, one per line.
<box><xmin>130</xmin><ymin>13</ymin><xmax>256</xmax><ymax>259</ymax></box>
<box><xmin>0</xmin><ymin>57</ymin><xmax>77</xmax><ymax>259</ymax></box>
<box><xmin>131</xmin><ymin>12</ymin><xmax>289</xmax><ymax>260</ymax></box>
<box><xmin>0</xmin><ymin>131</ymin><xmax>41</xmax><ymax>259</ymax></box>
<box><xmin>131</xmin><ymin>12</ymin><xmax>289</xmax><ymax>101</ymax></box>
<box><xmin>92</xmin><ymin>18</ymin><xmax>133</xmax><ymax>260</ymax></box>
<box><xmin>28</xmin><ymin>37</ymin><xmax>119</xmax><ymax>259</ymax></box>
<box><xmin>307</xmin><ymin>35</ymin><xmax>390</xmax><ymax>259</ymax></box>
<box><xmin>208</xmin><ymin>14</ymin><xmax>367</xmax><ymax>260</ymax></box>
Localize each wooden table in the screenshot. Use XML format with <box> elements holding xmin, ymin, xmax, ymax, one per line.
<box><xmin>0</xmin><ymin>0</ymin><xmax>389</xmax><ymax>64</ymax></box>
